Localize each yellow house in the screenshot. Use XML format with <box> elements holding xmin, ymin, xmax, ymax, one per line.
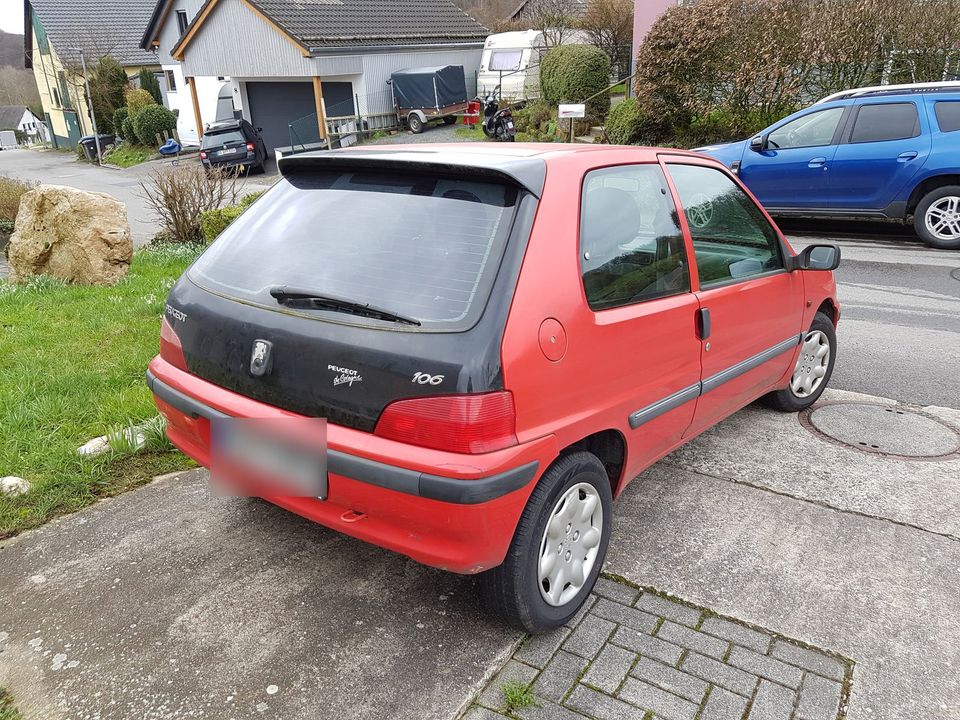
<box><xmin>24</xmin><ymin>0</ymin><xmax>163</xmax><ymax>149</ymax></box>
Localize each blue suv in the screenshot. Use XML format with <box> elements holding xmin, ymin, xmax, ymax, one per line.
<box><xmin>696</xmin><ymin>83</ymin><xmax>960</xmax><ymax>249</ymax></box>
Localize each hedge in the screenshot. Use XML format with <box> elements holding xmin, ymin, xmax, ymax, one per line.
<box><xmin>200</xmin><ymin>192</ymin><xmax>264</xmax><ymax>243</ymax></box>
<box><xmin>133</xmin><ymin>104</ymin><xmax>177</xmax><ymax>146</ymax></box>
<box><xmin>121</xmin><ymin>116</ymin><xmax>137</xmax><ymax>144</ymax></box>
<box><xmin>540</xmin><ymin>45</ymin><xmax>611</xmax><ymax>117</ymax></box>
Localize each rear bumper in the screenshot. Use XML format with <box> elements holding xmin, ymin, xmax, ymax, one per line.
<box><xmin>202</xmin><ymin>154</ymin><xmax>255</xmax><ymax>169</ymax></box>
<box><xmin>146</xmin><ymin>356</ymin><xmax>557</xmax><ymax>573</ymax></box>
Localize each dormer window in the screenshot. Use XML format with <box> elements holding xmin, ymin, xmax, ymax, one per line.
<box><xmin>176</xmin><ymin>10</ymin><xmax>189</xmax><ymax>35</ymax></box>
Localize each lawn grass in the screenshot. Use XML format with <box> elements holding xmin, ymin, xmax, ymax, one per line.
<box><xmin>103</xmin><ymin>144</ymin><xmax>154</xmax><ymax>168</ymax></box>
<box><xmin>0</xmin><ymin>244</ymin><xmax>202</xmax><ymax>539</ymax></box>
<box><xmin>0</xmin><ymin>688</ymin><xmax>21</xmax><ymax>720</ymax></box>
<box><xmin>454</xmin><ymin>122</ymin><xmax>486</xmax><ymax>140</ymax></box>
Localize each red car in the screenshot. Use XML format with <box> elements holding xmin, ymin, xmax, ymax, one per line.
<box><xmin>147</xmin><ymin>145</ymin><xmax>840</xmax><ymax>632</ymax></box>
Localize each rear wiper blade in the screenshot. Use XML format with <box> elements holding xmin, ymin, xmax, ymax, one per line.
<box><xmin>269</xmin><ymin>287</ymin><xmax>421</xmax><ymax>326</ymax></box>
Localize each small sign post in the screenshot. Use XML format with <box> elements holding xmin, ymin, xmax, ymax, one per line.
<box><xmin>558</xmin><ymin>104</ymin><xmax>586</xmax><ymax>143</ymax></box>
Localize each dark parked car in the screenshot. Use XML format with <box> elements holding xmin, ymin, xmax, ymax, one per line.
<box><xmin>199</xmin><ymin>119</ymin><xmax>267</xmax><ymax>174</ymax></box>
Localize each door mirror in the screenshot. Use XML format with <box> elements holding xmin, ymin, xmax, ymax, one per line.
<box><xmin>794</xmin><ymin>244</ymin><xmax>840</xmax><ymax>271</ymax></box>
<box><xmin>749</xmin><ymin>134</ymin><xmax>767</xmax><ymax>152</ymax></box>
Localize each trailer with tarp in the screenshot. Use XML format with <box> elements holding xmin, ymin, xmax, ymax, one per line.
<box><xmin>389</xmin><ymin>65</ymin><xmax>472</xmax><ymax>134</ymax></box>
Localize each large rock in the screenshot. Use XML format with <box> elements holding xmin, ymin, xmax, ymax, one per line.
<box><xmin>8</xmin><ymin>184</ymin><xmax>132</xmax><ymax>285</ymax></box>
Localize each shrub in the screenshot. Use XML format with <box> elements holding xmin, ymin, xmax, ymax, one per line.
<box><xmin>512</xmin><ymin>101</ymin><xmax>559</xmax><ymax>142</ymax></box>
<box><xmin>138</xmin><ymin>69</ymin><xmax>163</xmax><ymax>105</ymax></box>
<box><xmin>540</xmin><ymin>45</ymin><xmax>611</xmax><ymax>117</ymax></box>
<box><xmin>121</xmin><ymin>116</ymin><xmax>137</xmax><ymax>143</ymax></box>
<box><xmin>199</xmin><ymin>191</ymin><xmax>264</xmax><ymax>242</ymax></box>
<box><xmin>605</xmin><ymin>98</ymin><xmax>649</xmax><ymax>145</ymax></box>
<box><xmin>139</xmin><ymin>165</ymin><xmax>239</xmax><ymax>244</ymax></box>
<box><xmin>125</xmin><ymin>88</ymin><xmax>156</xmax><ymax>117</ymax></box>
<box><xmin>90</xmin><ymin>56</ymin><xmax>129</xmax><ymax>134</ymax></box>
<box><xmin>113</xmin><ymin>107</ymin><xmax>129</xmax><ymax>139</ymax></box>
<box><xmin>133</xmin><ymin>104</ymin><xmax>177</xmax><ymax>147</ymax></box>
<box><xmin>0</xmin><ymin>175</ymin><xmax>36</xmax><ymax>222</ymax></box>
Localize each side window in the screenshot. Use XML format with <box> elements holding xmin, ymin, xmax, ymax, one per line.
<box><xmin>934</xmin><ymin>101</ymin><xmax>960</xmax><ymax>133</ymax></box>
<box><xmin>579</xmin><ymin>164</ymin><xmax>690</xmax><ymax>311</ymax></box>
<box><xmin>766</xmin><ymin>107</ymin><xmax>844</xmax><ymax>150</ymax></box>
<box><xmin>667</xmin><ymin>164</ymin><xmax>784</xmax><ymax>287</ymax></box>
<box><xmin>848</xmin><ymin>102</ymin><xmax>920</xmax><ymax>143</ymax></box>
<box><xmin>176</xmin><ymin>10</ymin><xmax>189</xmax><ymax>35</ymax></box>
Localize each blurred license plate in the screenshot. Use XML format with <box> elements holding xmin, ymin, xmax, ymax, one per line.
<box><xmin>210</xmin><ymin>417</ymin><xmax>327</xmax><ymax>498</ymax></box>
<box><xmin>216</xmin><ymin>148</ymin><xmax>239</xmax><ymax>156</ymax></box>
<box><xmin>507</xmin><ymin>121</ymin><xmax>515</xmax><ymax>129</ymax></box>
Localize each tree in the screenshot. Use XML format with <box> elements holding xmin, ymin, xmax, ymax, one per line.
<box><xmin>522</xmin><ymin>0</ymin><xmax>583</xmax><ymax>47</ymax></box>
<box><xmin>88</xmin><ymin>56</ymin><xmax>129</xmax><ymax>134</ymax></box>
<box><xmin>138</xmin><ymin>68</ymin><xmax>163</xmax><ymax>104</ymax></box>
<box><xmin>579</xmin><ymin>0</ymin><xmax>634</xmax><ymax>78</ymax></box>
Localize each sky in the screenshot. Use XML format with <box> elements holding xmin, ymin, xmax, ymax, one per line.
<box><xmin>1</xmin><ymin>0</ymin><xmax>25</xmax><ymax>35</ymax></box>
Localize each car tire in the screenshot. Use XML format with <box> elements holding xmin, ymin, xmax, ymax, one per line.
<box><xmin>914</xmin><ymin>185</ymin><xmax>960</xmax><ymax>249</ymax></box>
<box><xmin>443</xmin><ymin>116</ymin><xmax>457</xmax><ymax>125</ymax></box>
<box><xmin>408</xmin><ymin>114</ymin><xmax>424</xmax><ymax>134</ymax></box>
<box><xmin>480</xmin><ymin>451</ymin><xmax>612</xmax><ymax>633</ymax></box>
<box><xmin>762</xmin><ymin>311</ymin><xmax>837</xmax><ymax>412</ymax></box>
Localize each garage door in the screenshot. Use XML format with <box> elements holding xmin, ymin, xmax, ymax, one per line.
<box><xmin>246</xmin><ymin>81</ymin><xmax>356</xmax><ymax>153</ymax></box>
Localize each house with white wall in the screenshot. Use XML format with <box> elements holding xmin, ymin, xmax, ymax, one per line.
<box><xmin>0</xmin><ymin>106</ymin><xmax>50</xmax><ymax>144</ymax></box>
<box><xmin>141</xmin><ymin>0</ymin><xmax>488</xmax><ymax>155</ymax></box>
<box><xmin>141</xmin><ymin>0</ymin><xmax>233</xmax><ymax>146</ymax></box>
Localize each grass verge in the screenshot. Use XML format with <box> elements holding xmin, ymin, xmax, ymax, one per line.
<box><xmin>0</xmin><ymin>244</ymin><xmax>202</xmax><ymax>539</ymax></box>
<box><xmin>0</xmin><ymin>688</ymin><xmax>21</xmax><ymax>720</ymax></box>
<box><xmin>454</xmin><ymin>123</ymin><xmax>486</xmax><ymax>140</ymax></box>
<box><xmin>104</xmin><ymin>144</ymin><xmax>154</xmax><ymax>168</ymax></box>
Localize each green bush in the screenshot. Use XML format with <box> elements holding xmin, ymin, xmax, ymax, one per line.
<box><xmin>138</xmin><ymin>69</ymin><xmax>163</xmax><ymax>104</ymax></box>
<box><xmin>605</xmin><ymin>98</ymin><xmax>650</xmax><ymax>145</ymax></box>
<box><xmin>125</xmin><ymin>88</ymin><xmax>156</xmax><ymax>116</ymax></box>
<box><xmin>121</xmin><ymin>116</ymin><xmax>137</xmax><ymax>143</ymax></box>
<box><xmin>112</xmin><ymin>107</ymin><xmax>129</xmax><ymax>139</ymax></box>
<box><xmin>199</xmin><ymin>191</ymin><xmax>264</xmax><ymax>243</ymax></box>
<box><xmin>133</xmin><ymin>104</ymin><xmax>177</xmax><ymax>147</ymax></box>
<box><xmin>512</xmin><ymin>101</ymin><xmax>559</xmax><ymax>142</ymax></box>
<box><xmin>540</xmin><ymin>45</ymin><xmax>611</xmax><ymax>117</ymax></box>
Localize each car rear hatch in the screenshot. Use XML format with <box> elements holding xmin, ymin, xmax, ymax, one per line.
<box><xmin>202</xmin><ymin>127</ymin><xmax>250</xmax><ymax>164</ymax></box>
<box><xmin>163</xmin><ymin>150</ymin><xmax>542</xmax><ymax>435</ymax></box>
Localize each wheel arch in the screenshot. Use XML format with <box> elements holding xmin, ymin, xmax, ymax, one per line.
<box><xmin>560</xmin><ymin>429</ymin><xmax>627</xmax><ymax>498</ymax></box>
<box><xmin>906</xmin><ymin>174</ymin><xmax>960</xmax><ymax>216</ymax></box>
<box><xmin>816</xmin><ymin>298</ymin><xmax>838</xmax><ymax>326</ymax></box>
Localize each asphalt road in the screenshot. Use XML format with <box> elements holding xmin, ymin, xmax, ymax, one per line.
<box><xmin>784</xmin><ymin>221</ymin><xmax>960</xmax><ymax>409</ymax></box>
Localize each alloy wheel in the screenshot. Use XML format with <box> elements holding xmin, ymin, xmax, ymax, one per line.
<box><xmin>924</xmin><ymin>196</ymin><xmax>960</xmax><ymax>241</ymax></box>
<box><xmin>791</xmin><ymin>330</ymin><xmax>831</xmax><ymax>398</ymax></box>
<box><xmin>537</xmin><ymin>482</ymin><xmax>603</xmax><ymax>607</ymax></box>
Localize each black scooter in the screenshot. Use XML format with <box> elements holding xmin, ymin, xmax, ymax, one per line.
<box><xmin>480</xmin><ymin>87</ymin><xmax>516</xmax><ymax>142</ymax></box>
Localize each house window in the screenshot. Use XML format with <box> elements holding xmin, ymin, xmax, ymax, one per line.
<box><xmin>176</xmin><ymin>10</ymin><xmax>189</xmax><ymax>35</ymax></box>
<box><xmin>165</xmin><ymin>70</ymin><xmax>177</xmax><ymax>92</ymax></box>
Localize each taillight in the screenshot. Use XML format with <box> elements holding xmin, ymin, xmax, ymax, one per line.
<box><xmin>199</xmin><ymin>150</ymin><xmax>207</xmax><ymax>160</ymax></box>
<box><xmin>160</xmin><ymin>317</ymin><xmax>188</xmax><ymax>371</ymax></box>
<box><xmin>374</xmin><ymin>391</ymin><xmax>518</xmax><ymax>454</ymax></box>
<box><xmin>246</xmin><ymin>142</ymin><xmax>255</xmax><ymax>152</ymax></box>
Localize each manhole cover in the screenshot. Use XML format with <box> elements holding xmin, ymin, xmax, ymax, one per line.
<box><xmin>807</xmin><ymin>403</ymin><xmax>960</xmax><ymax>458</ymax></box>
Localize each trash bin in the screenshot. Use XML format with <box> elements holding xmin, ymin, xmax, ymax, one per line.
<box><xmin>79</xmin><ymin>134</ymin><xmax>115</xmax><ymax>161</ymax></box>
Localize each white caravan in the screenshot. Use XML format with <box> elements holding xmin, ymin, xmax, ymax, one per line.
<box><xmin>477</xmin><ymin>30</ymin><xmax>588</xmax><ymax>102</ymax></box>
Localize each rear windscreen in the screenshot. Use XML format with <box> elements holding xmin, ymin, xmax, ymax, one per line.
<box><xmin>202</xmin><ymin>130</ymin><xmax>244</xmax><ymax>147</ymax></box>
<box><xmin>188</xmin><ymin>169</ymin><xmax>518</xmax><ymax>330</ymax></box>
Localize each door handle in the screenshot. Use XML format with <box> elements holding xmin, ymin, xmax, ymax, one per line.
<box><xmin>897</xmin><ymin>151</ymin><xmax>918</xmax><ymax>162</ymax></box>
<box><xmin>807</xmin><ymin>157</ymin><xmax>827</xmax><ymax>168</ymax></box>
<box><xmin>696</xmin><ymin>308</ymin><xmax>711</xmax><ymax>340</ymax></box>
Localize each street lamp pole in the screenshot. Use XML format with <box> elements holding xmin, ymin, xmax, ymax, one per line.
<box><xmin>76</xmin><ymin>49</ymin><xmax>102</xmax><ymax>165</ymax></box>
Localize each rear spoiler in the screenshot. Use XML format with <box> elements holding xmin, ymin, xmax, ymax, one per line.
<box><xmin>278</xmin><ymin>149</ymin><xmax>546</xmax><ymax>198</ymax></box>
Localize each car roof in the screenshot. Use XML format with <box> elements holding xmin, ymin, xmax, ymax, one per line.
<box><xmin>205</xmin><ymin>120</ymin><xmax>245</xmax><ymax>132</ymax></box>
<box><xmin>817</xmin><ymin>81</ymin><xmax>960</xmax><ymax>104</ymax></box>
<box><xmin>278</xmin><ymin>144</ymin><xmax>706</xmax><ymax>198</ymax></box>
